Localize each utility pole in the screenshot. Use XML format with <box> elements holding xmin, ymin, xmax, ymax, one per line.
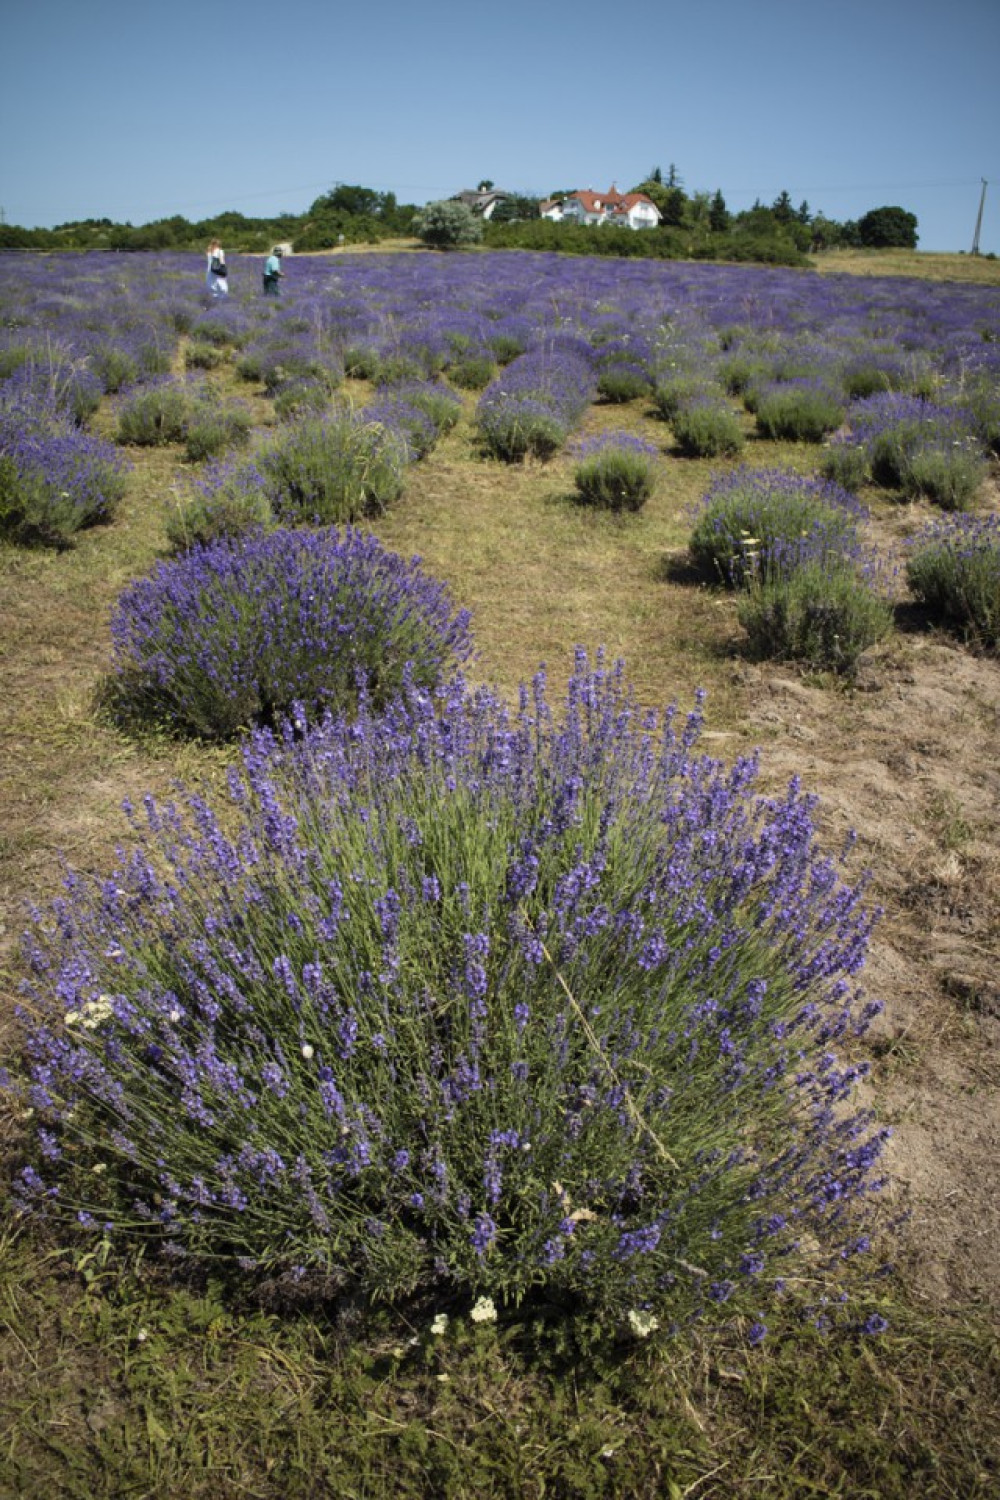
<box><xmin>971</xmin><ymin>178</ymin><xmax>987</xmax><ymax>256</ymax></box>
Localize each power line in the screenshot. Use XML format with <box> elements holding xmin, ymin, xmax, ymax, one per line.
<box><xmin>105</xmin><ymin>177</ymin><xmax>448</xmax><ymax>221</ymax></box>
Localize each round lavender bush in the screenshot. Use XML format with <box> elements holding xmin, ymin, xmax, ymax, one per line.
<box><xmin>689</xmin><ymin>468</ymin><xmax>866</xmax><ymax>586</ymax></box>
<box><xmin>839</xmin><ymin>393</ymin><xmax>987</xmax><ymax>508</ymax></box>
<box><xmin>906</xmin><ymin>514</ymin><xmax>1000</xmax><ymax>651</ymax></box>
<box><xmin>10</xmin><ymin>654</ymin><xmax>888</xmax><ymax>1334</ymax></box>
<box><xmin>109</xmin><ymin>527</ymin><xmax>474</xmax><ymax>738</ymax></box>
<box><xmin>753</xmin><ymin>380</ymin><xmax>846</xmax><ymax>444</ymax></box>
<box><xmin>571</xmin><ymin>432</ymin><xmax>659</xmax><ymax>511</ymax></box>
<box><xmin>477</xmin><ymin>348</ymin><xmax>596</xmax><ymax>461</ymax></box>
<box><xmin>255</xmin><ymin>411</ymin><xmax>409</xmax><ymax>524</ymax></box>
<box><xmin>0</xmin><ymin>387</ymin><xmax>129</xmax><ymax>548</ymax></box>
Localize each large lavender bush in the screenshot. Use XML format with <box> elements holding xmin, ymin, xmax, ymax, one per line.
<box><xmin>8</xmin><ymin>655</ymin><xmax>888</xmax><ymax>1334</ymax></box>
<box><xmin>109</xmin><ymin>527</ymin><xmax>473</xmax><ymax>738</ymax></box>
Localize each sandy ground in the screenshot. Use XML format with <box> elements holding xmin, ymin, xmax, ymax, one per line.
<box><xmin>734</xmin><ymin>619</ymin><xmax>999</xmax><ymax>1307</ymax></box>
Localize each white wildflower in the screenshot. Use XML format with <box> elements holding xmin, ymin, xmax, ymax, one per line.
<box><xmin>430</xmin><ymin>1313</ymin><xmax>450</xmax><ymax>1336</ymax></box>
<box><xmin>92</xmin><ymin>1163</ymin><xmax>107</xmax><ymax>1175</ymax></box>
<box><xmin>75</xmin><ymin>996</ymin><xmax>115</xmax><ymax>1030</ymax></box>
<box><xmin>470</xmin><ymin>1296</ymin><xmax>497</xmax><ymax>1324</ymax></box>
<box><xmin>168</xmin><ymin>1009</ymin><xmax>182</xmax><ymax>1024</ymax></box>
<box><xmin>301</xmin><ymin>1044</ymin><xmax>314</xmax><ymax>1060</ymax></box>
<box><xmin>627</xmin><ymin>1308</ymin><xmax>660</xmax><ymax>1339</ymax></box>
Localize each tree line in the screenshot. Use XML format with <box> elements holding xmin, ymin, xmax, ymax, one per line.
<box><xmin>0</xmin><ymin>185</ymin><xmax>419</xmax><ymax>253</ymax></box>
<box><xmin>0</xmin><ymin>170</ymin><xmax>917</xmax><ymax>262</ymax></box>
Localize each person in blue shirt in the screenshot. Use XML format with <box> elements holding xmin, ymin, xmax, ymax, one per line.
<box><xmin>262</xmin><ymin>247</ymin><xmax>284</xmax><ymax>296</ymax></box>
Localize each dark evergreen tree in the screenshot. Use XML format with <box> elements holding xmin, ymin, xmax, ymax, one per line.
<box><xmin>661</xmin><ymin>187</ymin><xmax>687</xmax><ymax>227</ymax></box>
<box><xmin>709</xmin><ymin>190</ymin><xmax>730</xmax><ymax>233</ymax></box>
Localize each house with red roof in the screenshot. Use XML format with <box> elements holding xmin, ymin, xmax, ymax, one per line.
<box><xmin>541</xmin><ymin>185</ymin><xmax>661</xmax><ymax>230</ymax></box>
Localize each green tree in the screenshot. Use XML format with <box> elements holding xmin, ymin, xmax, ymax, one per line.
<box><xmin>413</xmin><ymin>199</ymin><xmax>483</xmax><ymax>249</ymax></box>
<box><xmin>490</xmin><ymin>194</ymin><xmax>540</xmax><ymax>225</ymax></box>
<box><xmin>320</xmin><ymin>184</ymin><xmax>384</xmax><ymax>218</ymax></box>
<box><xmin>631</xmin><ymin>177</ymin><xmax>670</xmax><ymax>218</ymax></box>
<box><xmin>856</xmin><ymin>205</ymin><xmax>918</xmax><ymax>249</ymax></box>
<box><xmin>709</xmin><ymin>190</ymin><xmax>730</xmax><ymax>233</ymax></box>
<box><xmin>808</xmin><ymin>213</ymin><xmax>844</xmax><ymax>250</ymax></box>
<box><xmin>772</xmin><ymin>190</ymin><xmax>795</xmax><ymax>225</ymax></box>
<box><xmin>660</xmin><ymin>187</ymin><xmax>687</xmax><ymax>226</ymax></box>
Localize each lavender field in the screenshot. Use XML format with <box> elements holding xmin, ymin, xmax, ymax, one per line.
<box><xmin>1</xmin><ymin>247</ymin><xmax>998</xmax><ymax>1497</ymax></box>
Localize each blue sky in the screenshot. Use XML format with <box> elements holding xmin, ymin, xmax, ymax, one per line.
<box><xmin>2</xmin><ymin>0</ymin><xmax>998</xmax><ymax>253</ymax></box>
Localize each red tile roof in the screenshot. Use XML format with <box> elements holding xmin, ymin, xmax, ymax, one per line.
<box><xmin>566</xmin><ymin>187</ymin><xmax>658</xmax><ymax>216</ymax></box>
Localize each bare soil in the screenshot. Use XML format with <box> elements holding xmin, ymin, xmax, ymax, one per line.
<box><xmin>738</xmin><ymin>635</ymin><xmax>999</xmax><ymax>1306</ymax></box>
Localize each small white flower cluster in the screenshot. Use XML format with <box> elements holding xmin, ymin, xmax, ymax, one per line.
<box><xmin>430</xmin><ymin>1313</ymin><xmax>450</xmax><ymax>1336</ymax></box>
<box><xmin>470</xmin><ymin>1296</ymin><xmax>497</xmax><ymax>1324</ymax></box>
<box><xmin>627</xmin><ymin>1308</ymin><xmax>660</xmax><ymax>1339</ymax></box>
<box><xmin>65</xmin><ymin>995</ymin><xmax>115</xmax><ymax>1030</ymax></box>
